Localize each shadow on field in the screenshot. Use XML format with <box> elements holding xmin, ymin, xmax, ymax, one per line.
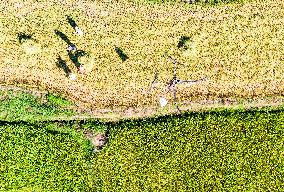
<box><xmin>46</xmin><ymin>129</ymin><xmax>70</xmax><ymax>136</ymax></box>
<box><xmin>68</xmin><ymin>50</ymin><xmax>87</xmax><ymax>68</ymax></box>
<box><xmin>1</xmin><ymin>106</ymin><xmax>283</xmax><ymax>136</ymax></box>
<box><xmin>101</xmin><ymin>106</ymin><xmax>284</xmax><ymax>132</ymax></box>
<box><xmin>56</xmin><ymin>56</ymin><xmax>71</xmax><ymax>76</ymax></box>
<box><xmin>17</xmin><ymin>32</ymin><xmax>36</xmax><ymax>44</ymax></box>
<box><xmin>1</xmin><ymin>106</ymin><xmax>283</xmax><ymax>156</ymax></box>
<box><xmin>54</xmin><ymin>30</ymin><xmax>75</xmax><ymax>48</ymax></box>
<box><xmin>115</xmin><ymin>46</ymin><xmax>129</xmax><ymax>62</ymax></box>
<box><xmin>66</xmin><ymin>15</ymin><xmax>78</xmax><ymax>30</ymax></box>
<box><xmin>177</xmin><ymin>36</ymin><xmax>191</xmax><ymax>50</ymax></box>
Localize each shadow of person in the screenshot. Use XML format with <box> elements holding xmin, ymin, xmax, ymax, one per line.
<box><xmin>66</xmin><ymin>15</ymin><xmax>83</xmax><ymax>36</ymax></box>
<box><xmin>68</xmin><ymin>50</ymin><xmax>87</xmax><ymax>68</ymax></box>
<box><xmin>66</xmin><ymin>15</ymin><xmax>77</xmax><ymax>29</ymax></box>
<box><xmin>68</xmin><ymin>50</ymin><xmax>87</xmax><ymax>74</ymax></box>
<box><xmin>54</xmin><ymin>30</ymin><xmax>76</xmax><ymax>49</ymax></box>
<box><xmin>115</xmin><ymin>46</ymin><xmax>129</xmax><ymax>62</ymax></box>
<box><xmin>56</xmin><ymin>55</ymin><xmax>71</xmax><ymax>76</ymax></box>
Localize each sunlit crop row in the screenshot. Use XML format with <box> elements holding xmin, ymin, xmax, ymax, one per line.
<box><xmin>0</xmin><ymin>0</ymin><xmax>283</xmax><ymax>115</ymax></box>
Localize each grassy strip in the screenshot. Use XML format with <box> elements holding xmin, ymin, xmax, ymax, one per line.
<box><xmin>1</xmin><ymin>86</ymin><xmax>284</xmax><ymax>123</ymax></box>
<box><xmin>1</xmin><ymin>107</ymin><xmax>283</xmax><ymax>191</ymax></box>
<box><xmin>0</xmin><ymin>89</ymin><xmax>77</xmax><ymax>122</ymax></box>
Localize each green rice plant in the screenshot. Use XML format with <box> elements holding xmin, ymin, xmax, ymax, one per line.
<box><xmin>0</xmin><ymin>122</ymin><xmax>94</xmax><ymax>191</ymax></box>
<box><xmin>0</xmin><ymin>106</ymin><xmax>283</xmax><ymax>190</ymax></box>
<box><xmin>92</xmin><ymin>107</ymin><xmax>284</xmax><ymax>191</ymax></box>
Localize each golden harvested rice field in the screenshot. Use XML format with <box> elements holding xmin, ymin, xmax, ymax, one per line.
<box><xmin>0</xmin><ymin>0</ymin><xmax>283</xmax><ymax>120</ymax></box>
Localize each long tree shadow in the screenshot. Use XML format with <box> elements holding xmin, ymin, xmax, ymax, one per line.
<box><xmin>115</xmin><ymin>46</ymin><xmax>129</xmax><ymax>62</ymax></box>
<box><xmin>56</xmin><ymin>55</ymin><xmax>71</xmax><ymax>76</ymax></box>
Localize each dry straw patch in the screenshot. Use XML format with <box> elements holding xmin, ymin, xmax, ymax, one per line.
<box><xmin>0</xmin><ymin>0</ymin><xmax>283</xmax><ymax>118</ymax></box>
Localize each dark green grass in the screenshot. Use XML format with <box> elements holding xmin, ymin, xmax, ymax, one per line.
<box><xmin>0</xmin><ymin>122</ymin><xmax>95</xmax><ymax>191</ymax></box>
<box><xmin>1</xmin><ymin>108</ymin><xmax>283</xmax><ymax>191</ymax></box>
<box><xmin>0</xmin><ymin>90</ymin><xmax>76</xmax><ymax>122</ymax></box>
<box><xmin>46</xmin><ymin>93</ymin><xmax>74</xmax><ymax>108</ymax></box>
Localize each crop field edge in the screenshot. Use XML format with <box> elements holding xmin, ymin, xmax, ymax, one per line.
<box><xmin>1</xmin><ymin>84</ymin><xmax>284</xmax><ymax>123</ymax></box>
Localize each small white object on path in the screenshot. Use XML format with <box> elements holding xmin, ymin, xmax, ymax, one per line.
<box><xmin>159</xmin><ymin>97</ymin><xmax>168</xmax><ymax>107</ymax></box>
<box><xmin>75</xmin><ymin>26</ymin><xmax>83</xmax><ymax>36</ymax></box>
<box><xmin>69</xmin><ymin>73</ymin><xmax>77</xmax><ymax>80</ymax></box>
